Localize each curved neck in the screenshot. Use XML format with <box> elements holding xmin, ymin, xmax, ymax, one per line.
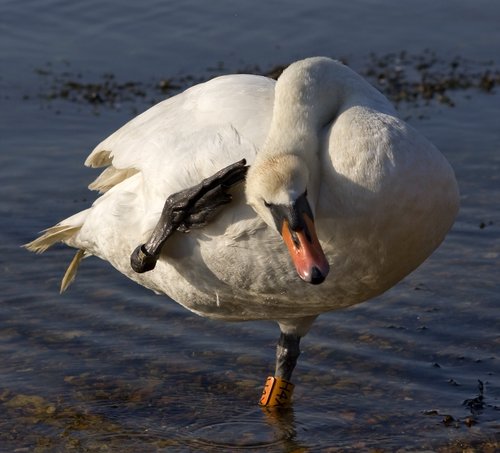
<box><xmin>248</xmin><ymin>57</ymin><xmax>394</xmax><ymax>213</ymax></box>
<box><xmin>257</xmin><ymin>57</ymin><xmax>383</xmax><ymax>165</ymax></box>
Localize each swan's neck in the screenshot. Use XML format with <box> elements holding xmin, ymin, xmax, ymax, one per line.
<box><xmin>247</xmin><ymin>57</ymin><xmax>392</xmax><ymax>215</ymax></box>
<box><xmin>258</xmin><ymin>57</ymin><xmax>382</xmax><ymax>166</ymax></box>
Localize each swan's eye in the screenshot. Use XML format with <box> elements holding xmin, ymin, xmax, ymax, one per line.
<box><xmin>264</xmin><ymin>200</ymin><xmax>271</xmax><ymax>208</ymax></box>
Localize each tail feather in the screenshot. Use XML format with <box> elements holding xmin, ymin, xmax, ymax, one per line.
<box><xmin>24</xmin><ymin>208</ymin><xmax>90</xmax><ymax>254</ymax></box>
<box><xmin>25</xmin><ymin>210</ymin><xmax>91</xmax><ymax>291</ymax></box>
<box><xmin>60</xmin><ymin>249</ymin><xmax>87</xmax><ymax>293</ymax></box>
<box><xmin>24</xmin><ymin>224</ymin><xmax>81</xmax><ymax>254</ymax></box>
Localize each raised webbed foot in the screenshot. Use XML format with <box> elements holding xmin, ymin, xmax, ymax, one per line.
<box><xmin>131</xmin><ymin>159</ymin><xmax>248</xmax><ymax>273</ymax></box>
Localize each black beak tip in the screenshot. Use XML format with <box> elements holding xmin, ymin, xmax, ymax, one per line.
<box><xmin>309</xmin><ymin>266</ymin><xmax>326</xmax><ymax>285</ymax></box>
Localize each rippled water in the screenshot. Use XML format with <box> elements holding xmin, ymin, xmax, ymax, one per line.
<box><xmin>1</xmin><ymin>0</ymin><xmax>499</xmax><ymax>451</ymax></box>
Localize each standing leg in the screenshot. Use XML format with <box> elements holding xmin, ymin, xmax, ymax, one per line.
<box><xmin>275</xmin><ymin>333</ymin><xmax>301</xmax><ymax>381</ymax></box>
<box><xmin>259</xmin><ymin>333</ymin><xmax>301</xmax><ymax>408</ymax></box>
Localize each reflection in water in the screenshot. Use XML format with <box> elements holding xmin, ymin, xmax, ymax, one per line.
<box><xmin>189</xmin><ymin>408</ymin><xmax>302</xmax><ymax>451</ymax></box>
<box><xmin>260</xmin><ymin>407</ymin><xmax>303</xmax><ymax>451</ymax></box>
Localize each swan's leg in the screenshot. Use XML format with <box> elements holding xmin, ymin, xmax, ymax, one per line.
<box><xmin>259</xmin><ymin>333</ymin><xmax>301</xmax><ymax>408</ymax></box>
<box><xmin>275</xmin><ymin>332</ymin><xmax>301</xmax><ymax>381</ymax></box>
<box><xmin>130</xmin><ymin>159</ymin><xmax>248</xmax><ymax>273</ymax></box>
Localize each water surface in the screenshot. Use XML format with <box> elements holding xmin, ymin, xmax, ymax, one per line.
<box><xmin>1</xmin><ymin>0</ymin><xmax>499</xmax><ymax>451</ymax></box>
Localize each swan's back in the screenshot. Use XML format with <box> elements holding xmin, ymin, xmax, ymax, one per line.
<box><xmin>86</xmin><ymin>74</ymin><xmax>276</xmax><ymax>198</ymax></box>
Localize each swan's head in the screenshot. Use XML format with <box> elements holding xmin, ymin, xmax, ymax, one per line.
<box><xmin>246</xmin><ymin>154</ymin><xmax>329</xmax><ymax>284</ymax></box>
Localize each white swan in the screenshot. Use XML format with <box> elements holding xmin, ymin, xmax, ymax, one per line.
<box><xmin>27</xmin><ymin>57</ymin><xmax>459</xmax><ymax>406</ymax></box>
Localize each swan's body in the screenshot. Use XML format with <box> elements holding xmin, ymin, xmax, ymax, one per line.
<box><xmin>28</xmin><ymin>58</ymin><xmax>458</xmax><ymax>402</ymax></box>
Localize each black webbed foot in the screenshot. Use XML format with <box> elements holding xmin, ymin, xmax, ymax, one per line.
<box><xmin>130</xmin><ymin>159</ymin><xmax>248</xmax><ymax>273</ymax></box>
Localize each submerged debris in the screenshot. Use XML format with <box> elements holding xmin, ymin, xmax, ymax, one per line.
<box><xmin>423</xmin><ymin>379</ymin><xmax>497</xmax><ymax>433</ymax></box>
<box><xmin>363</xmin><ymin>50</ymin><xmax>500</xmax><ymax>106</ymax></box>
<box><xmin>463</xmin><ymin>379</ymin><xmax>486</xmax><ymax>415</ymax></box>
<box><xmin>36</xmin><ymin>69</ymin><xmax>149</xmax><ymax>110</ymax></box>
<box><xmin>31</xmin><ymin>51</ymin><xmax>500</xmax><ymax>114</ymax></box>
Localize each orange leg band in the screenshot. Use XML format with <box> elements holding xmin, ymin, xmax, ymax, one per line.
<box><xmin>258</xmin><ymin>376</ymin><xmax>294</xmax><ymax>407</ymax></box>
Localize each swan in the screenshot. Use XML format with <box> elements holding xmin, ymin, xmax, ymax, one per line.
<box><xmin>26</xmin><ymin>57</ymin><xmax>459</xmax><ymax>407</ymax></box>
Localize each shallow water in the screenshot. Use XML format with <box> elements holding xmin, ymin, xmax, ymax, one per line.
<box><xmin>1</xmin><ymin>0</ymin><xmax>499</xmax><ymax>451</ymax></box>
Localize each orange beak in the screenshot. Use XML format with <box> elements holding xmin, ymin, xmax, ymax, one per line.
<box><xmin>281</xmin><ymin>214</ymin><xmax>330</xmax><ymax>284</ymax></box>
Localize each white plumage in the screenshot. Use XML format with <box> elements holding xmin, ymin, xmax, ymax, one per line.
<box><xmin>27</xmin><ymin>57</ymin><xmax>459</xmax><ymax>339</ymax></box>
